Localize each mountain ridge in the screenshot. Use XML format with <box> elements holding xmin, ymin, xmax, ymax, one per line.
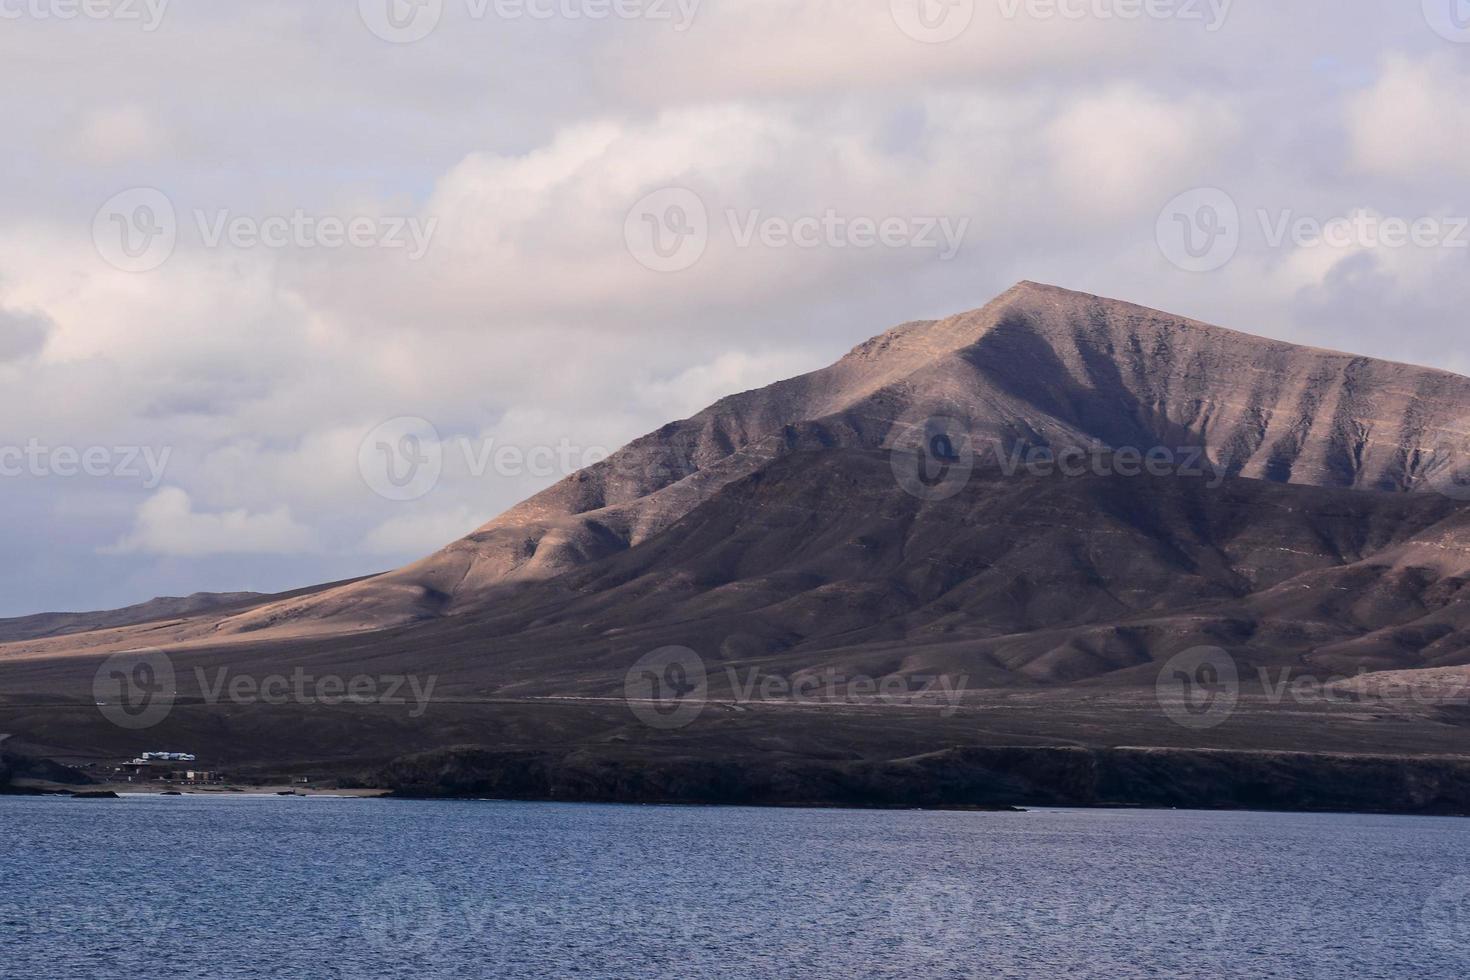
<box><xmin>205</xmin><ymin>280</ymin><xmax>1470</xmax><ymax>638</ymax></box>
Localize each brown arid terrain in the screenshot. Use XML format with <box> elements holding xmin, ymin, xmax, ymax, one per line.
<box><xmin>5</xmin><ymin>282</ymin><xmax>1470</xmax><ymax>812</ymax></box>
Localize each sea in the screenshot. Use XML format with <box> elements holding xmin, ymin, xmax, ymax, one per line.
<box><xmin>3</xmin><ymin>795</ymin><xmax>1469</xmax><ymax>979</ymax></box>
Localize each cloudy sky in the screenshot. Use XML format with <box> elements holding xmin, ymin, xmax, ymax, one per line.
<box><xmin>0</xmin><ymin>0</ymin><xmax>1467</xmax><ymax>616</ymax></box>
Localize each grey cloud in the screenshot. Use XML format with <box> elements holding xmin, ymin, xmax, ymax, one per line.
<box><xmin>0</xmin><ymin>308</ymin><xmax>51</xmax><ymax>362</ymax></box>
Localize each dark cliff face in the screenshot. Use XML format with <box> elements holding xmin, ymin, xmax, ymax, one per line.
<box><xmin>375</xmin><ymin>744</ymin><xmax>1470</xmax><ymax>816</ymax></box>
<box><xmin>0</xmin><ymin>751</ymin><xmax>94</xmax><ymax>792</ymax></box>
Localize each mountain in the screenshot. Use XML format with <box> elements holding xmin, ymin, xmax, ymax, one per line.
<box><xmin>5</xmin><ymin>282</ymin><xmax>1470</xmax><ymax>810</ymax></box>
<box><xmin>0</xmin><ymin>592</ymin><xmax>264</xmax><ymax>644</ymax></box>
<box><xmin>212</xmin><ymin>280</ymin><xmax>1470</xmax><ymax>642</ymax></box>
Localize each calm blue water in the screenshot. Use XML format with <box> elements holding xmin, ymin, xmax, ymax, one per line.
<box><xmin>4</xmin><ymin>796</ymin><xmax>1470</xmax><ymax>979</ymax></box>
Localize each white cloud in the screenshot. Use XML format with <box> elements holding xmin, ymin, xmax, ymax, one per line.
<box><xmin>68</xmin><ymin>104</ymin><xmax>173</xmax><ymax>165</ymax></box>
<box><xmin>635</xmin><ymin>349</ymin><xmax>824</xmax><ymax>421</ymax></box>
<box><xmin>359</xmin><ymin>505</ymin><xmax>484</xmax><ymax>556</ymax></box>
<box><xmin>1046</xmin><ymin>86</ymin><xmax>1239</xmax><ymax>219</ymax></box>
<box><xmin>105</xmin><ymin>487</ymin><xmax>319</xmax><ymax>557</ymax></box>
<box><xmin>1347</xmin><ymin>54</ymin><xmax>1470</xmax><ymax>181</ymax></box>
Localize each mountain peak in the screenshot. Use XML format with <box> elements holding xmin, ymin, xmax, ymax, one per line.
<box><xmin>210</xmin><ymin>285</ymin><xmax>1470</xmax><ymax>637</ymax></box>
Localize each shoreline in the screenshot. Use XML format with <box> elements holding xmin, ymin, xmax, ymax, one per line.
<box><xmin>10</xmin><ymin>789</ymin><xmax>1470</xmax><ymax>821</ymax></box>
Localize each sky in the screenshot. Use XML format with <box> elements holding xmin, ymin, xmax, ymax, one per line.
<box><xmin>0</xmin><ymin>0</ymin><xmax>1467</xmax><ymax>616</ymax></box>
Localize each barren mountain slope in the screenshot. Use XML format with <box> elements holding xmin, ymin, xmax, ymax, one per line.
<box><xmin>214</xmin><ymin>281</ymin><xmax>1470</xmax><ymax>637</ymax></box>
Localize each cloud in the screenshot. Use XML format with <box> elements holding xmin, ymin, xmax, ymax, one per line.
<box><xmin>635</xmin><ymin>349</ymin><xmax>825</xmax><ymax>421</ymax></box>
<box><xmin>1347</xmin><ymin>54</ymin><xmax>1470</xmax><ymax>181</ymax></box>
<box><xmin>358</xmin><ymin>505</ymin><xmax>484</xmax><ymax>556</ymax></box>
<box><xmin>1046</xmin><ymin>86</ymin><xmax>1239</xmax><ymax>219</ymax></box>
<box><xmin>105</xmin><ymin>488</ymin><xmax>319</xmax><ymax>557</ymax></box>
<box><xmin>0</xmin><ymin>307</ymin><xmax>51</xmax><ymax>362</ymax></box>
<box><xmin>68</xmin><ymin>104</ymin><xmax>173</xmax><ymax>165</ymax></box>
<box><xmin>0</xmin><ymin>3</ymin><xmax>1464</xmax><ymax>616</ymax></box>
